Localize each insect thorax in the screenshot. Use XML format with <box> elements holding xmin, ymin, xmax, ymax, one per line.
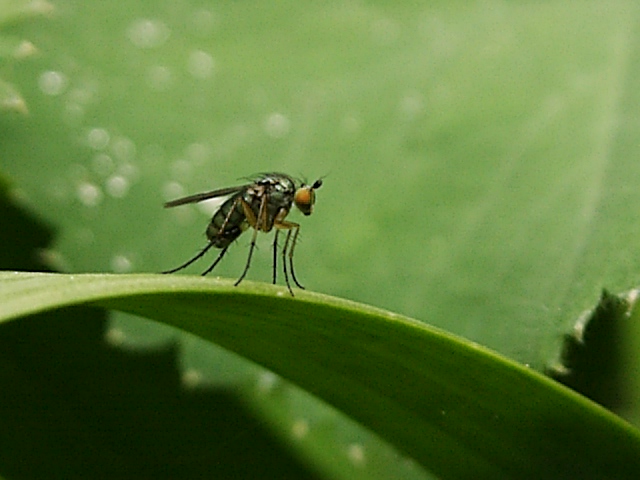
<box><xmin>245</xmin><ymin>174</ymin><xmax>296</xmax><ymax>229</ymax></box>
<box><xmin>205</xmin><ymin>174</ymin><xmax>297</xmax><ymax>247</ymax></box>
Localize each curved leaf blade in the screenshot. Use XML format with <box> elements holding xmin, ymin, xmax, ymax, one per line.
<box><xmin>1</xmin><ymin>271</ymin><xmax>639</xmax><ymax>479</ymax></box>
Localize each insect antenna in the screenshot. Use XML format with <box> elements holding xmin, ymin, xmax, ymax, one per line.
<box><xmin>162</xmin><ymin>242</ymin><xmax>216</xmax><ymax>274</ymax></box>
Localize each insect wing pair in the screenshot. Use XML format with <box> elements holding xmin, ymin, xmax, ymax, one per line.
<box><xmin>163</xmin><ymin>173</ymin><xmax>322</xmax><ymax>295</ymax></box>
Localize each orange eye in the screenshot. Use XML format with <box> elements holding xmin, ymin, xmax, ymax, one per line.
<box><xmin>295</xmin><ymin>188</ymin><xmax>312</xmax><ymax>205</ymax></box>
<box><xmin>294</xmin><ymin>187</ymin><xmax>315</xmax><ymax>215</ymax></box>
<box><xmin>294</xmin><ymin>179</ymin><xmax>321</xmax><ymax>216</ymax></box>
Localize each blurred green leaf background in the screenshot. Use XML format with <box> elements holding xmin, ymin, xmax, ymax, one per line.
<box><xmin>2</xmin><ymin>0</ymin><xmax>640</xmax><ymax>478</ymax></box>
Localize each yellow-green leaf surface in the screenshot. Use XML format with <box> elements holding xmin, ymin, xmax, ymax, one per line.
<box><xmin>2</xmin><ymin>272</ymin><xmax>640</xmax><ymax>479</ymax></box>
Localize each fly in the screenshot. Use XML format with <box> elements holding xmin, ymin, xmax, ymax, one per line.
<box><xmin>163</xmin><ymin>172</ymin><xmax>322</xmax><ymax>296</ymax></box>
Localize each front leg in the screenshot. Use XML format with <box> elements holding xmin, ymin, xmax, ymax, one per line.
<box><xmin>275</xmin><ymin>219</ymin><xmax>302</xmax><ymax>292</ymax></box>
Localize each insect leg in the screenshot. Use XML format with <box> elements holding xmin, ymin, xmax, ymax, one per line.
<box><xmin>201</xmin><ymin>244</ymin><xmax>230</xmax><ymax>276</ymax></box>
<box><xmin>274</xmin><ymin>219</ymin><xmax>301</xmax><ymax>294</ymax></box>
<box><xmin>272</xmin><ymin>229</ymin><xmax>279</xmax><ymax>284</ymax></box>
<box><xmin>162</xmin><ymin>242</ymin><xmax>216</xmax><ymax>274</ymax></box>
<box><xmin>235</xmin><ymin>195</ymin><xmax>267</xmax><ymax>286</ymax></box>
<box><xmin>287</xmin><ymin>225</ymin><xmax>304</xmax><ymax>289</ymax></box>
<box><xmin>235</xmin><ymin>222</ymin><xmax>259</xmax><ymax>286</ymax></box>
<box><xmin>281</xmin><ymin>228</ymin><xmax>294</xmax><ymax>295</ymax></box>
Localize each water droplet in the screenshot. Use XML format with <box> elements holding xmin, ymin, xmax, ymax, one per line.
<box><xmin>26</xmin><ymin>1</ymin><xmax>53</xmax><ymax>15</ymax></box>
<box><xmin>256</xmin><ymin>371</ymin><xmax>279</xmax><ymax>394</ymax></box>
<box><xmin>105</xmin><ymin>327</ymin><xmax>126</xmax><ymax>346</ymax></box>
<box><xmin>87</xmin><ymin>127</ymin><xmax>110</xmax><ymax>150</ymax></box>
<box><xmin>127</xmin><ymin>18</ymin><xmax>170</xmax><ymax>49</ymax></box>
<box><xmin>147</xmin><ymin>65</ymin><xmax>173</xmax><ymax>91</ymax></box>
<box><xmin>187</xmin><ymin>50</ymin><xmax>215</xmax><ymax>79</ymax></box>
<box><xmin>347</xmin><ymin>443</ymin><xmax>366</xmax><ymax>466</ymax></box>
<box><xmin>92</xmin><ymin>153</ymin><xmax>114</xmax><ymax>177</ymax></box>
<box><xmin>106</xmin><ymin>175</ymin><xmax>130</xmax><ymax>198</ymax></box>
<box><xmin>14</xmin><ymin>41</ymin><xmax>37</xmax><ymax>59</ymax></box>
<box><xmin>163</xmin><ymin>181</ymin><xmax>185</xmax><ymax>201</ymax></box>
<box><xmin>69</xmin><ymin>83</ymin><xmax>98</xmax><ymax>105</ymax></box>
<box><xmin>64</xmin><ymin>83</ymin><xmax>99</xmax><ymax>125</ymax></box>
<box><xmin>291</xmin><ymin>419</ymin><xmax>309</xmax><ymax>439</ymax></box>
<box><xmin>77</xmin><ymin>181</ymin><xmax>103</xmax><ymax>207</ymax></box>
<box><xmin>111</xmin><ymin>254</ymin><xmax>133</xmax><ymax>273</ymax></box>
<box><xmin>2</xmin><ymin>93</ymin><xmax>27</xmax><ymax>113</ymax></box>
<box><xmin>185</xmin><ymin>142</ymin><xmax>210</xmax><ymax>164</ymax></box>
<box><xmin>38</xmin><ymin>248</ymin><xmax>68</xmax><ymax>271</ymax></box>
<box><xmin>111</xmin><ymin>136</ymin><xmax>137</xmax><ymax>162</ymax></box>
<box><xmin>264</xmin><ymin>112</ymin><xmax>290</xmax><ymax>138</ymax></box>
<box><xmin>38</xmin><ymin>70</ymin><xmax>68</xmax><ymax>96</ymax></box>
<box><xmin>64</xmin><ymin>102</ymin><xmax>85</xmax><ymax>124</ymax></box>
<box><xmin>190</xmin><ymin>8</ymin><xmax>217</xmax><ymax>37</ymax></box>
<box><xmin>182</xmin><ymin>369</ymin><xmax>202</xmax><ymax>388</ymax></box>
<box><xmin>117</xmin><ymin>163</ymin><xmax>139</xmax><ymax>181</ymax></box>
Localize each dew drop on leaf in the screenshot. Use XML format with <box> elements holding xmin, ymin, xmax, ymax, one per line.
<box><xmin>110</xmin><ymin>254</ymin><xmax>132</xmax><ymax>273</ymax></box>
<box><xmin>187</xmin><ymin>50</ymin><xmax>215</xmax><ymax>79</ymax></box>
<box><xmin>77</xmin><ymin>181</ymin><xmax>103</xmax><ymax>207</ymax></box>
<box><xmin>38</xmin><ymin>70</ymin><xmax>68</xmax><ymax>96</ymax></box>
<box><xmin>105</xmin><ymin>175</ymin><xmax>129</xmax><ymax>198</ymax></box>
<box><xmin>127</xmin><ymin>18</ymin><xmax>170</xmax><ymax>49</ymax></box>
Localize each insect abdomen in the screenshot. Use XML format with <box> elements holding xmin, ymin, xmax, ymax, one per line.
<box><xmin>206</xmin><ymin>195</ymin><xmax>246</xmax><ymax>248</ymax></box>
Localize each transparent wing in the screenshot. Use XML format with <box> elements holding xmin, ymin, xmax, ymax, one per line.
<box><xmin>197</xmin><ymin>194</ymin><xmax>235</xmax><ymax>216</ymax></box>
<box><xmin>164</xmin><ymin>184</ymin><xmax>249</xmax><ymax>208</ymax></box>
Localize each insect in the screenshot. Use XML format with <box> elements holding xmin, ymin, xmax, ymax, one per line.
<box><xmin>163</xmin><ymin>172</ymin><xmax>322</xmax><ymax>296</ymax></box>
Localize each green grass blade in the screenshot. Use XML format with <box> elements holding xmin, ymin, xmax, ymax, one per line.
<box><xmin>1</xmin><ymin>271</ymin><xmax>640</xmax><ymax>479</ymax></box>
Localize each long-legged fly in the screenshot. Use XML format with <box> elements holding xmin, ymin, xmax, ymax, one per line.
<box><xmin>163</xmin><ymin>172</ymin><xmax>322</xmax><ymax>296</ymax></box>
